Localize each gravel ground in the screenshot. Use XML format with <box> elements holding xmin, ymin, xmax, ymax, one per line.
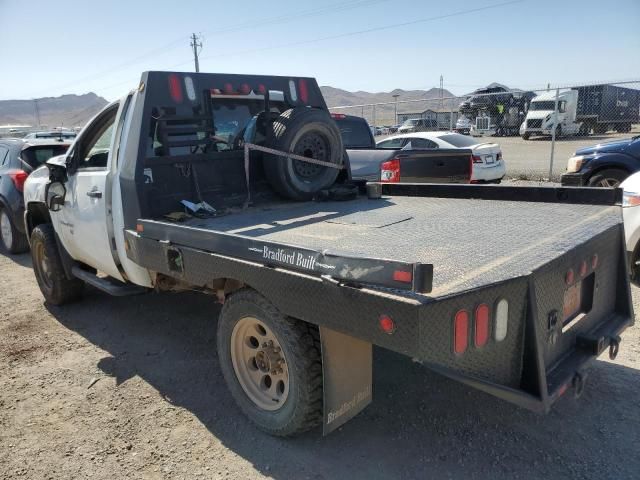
<box><xmin>1</xmin><ymin>249</ymin><xmax>639</xmax><ymax>480</ymax></box>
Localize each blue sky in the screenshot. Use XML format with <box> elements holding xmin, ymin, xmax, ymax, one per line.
<box><xmin>1</xmin><ymin>0</ymin><xmax>638</xmax><ymax>102</ymax></box>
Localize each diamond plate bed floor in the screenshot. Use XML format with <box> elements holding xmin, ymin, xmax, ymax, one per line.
<box><xmin>166</xmin><ymin>195</ymin><xmax>621</xmax><ymax>296</ymax></box>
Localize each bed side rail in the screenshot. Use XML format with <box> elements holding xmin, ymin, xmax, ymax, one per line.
<box><xmin>369</xmin><ymin>183</ymin><xmax>622</xmax><ymax>206</ymax></box>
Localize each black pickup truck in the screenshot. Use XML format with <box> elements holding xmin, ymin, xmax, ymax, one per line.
<box><xmin>332</xmin><ymin>113</ymin><xmax>471</xmax><ymax>184</ymax></box>
<box><xmin>24</xmin><ymin>71</ymin><xmax>633</xmax><ymax>438</ymax></box>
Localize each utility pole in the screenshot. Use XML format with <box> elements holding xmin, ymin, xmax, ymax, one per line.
<box><xmin>190</xmin><ymin>33</ymin><xmax>203</xmax><ymax>73</ymax></box>
<box><xmin>439</xmin><ymin>75</ymin><xmax>444</xmax><ymax>128</ymax></box>
<box><xmin>392</xmin><ymin>94</ymin><xmax>400</xmax><ymax>125</ymax></box>
<box><xmin>33</xmin><ymin>99</ymin><xmax>41</xmax><ymax>127</ymax></box>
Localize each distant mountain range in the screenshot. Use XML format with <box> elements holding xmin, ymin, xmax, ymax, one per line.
<box><xmin>0</xmin><ymin>93</ymin><xmax>108</xmax><ymax>129</ymax></box>
<box><xmin>321</xmin><ymin>86</ymin><xmax>461</xmax><ymax>125</ymax></box>
<box><xmin>0</xmin><ymin>86</ymin><xmax>462</xmax><ymax>130</ymax></box>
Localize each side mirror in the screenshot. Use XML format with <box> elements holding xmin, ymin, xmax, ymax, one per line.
<box><xmin>45</xmin><ymin>182</ymin><xmax>66</xmax><ymax>212</ymax></box>
<box><xmin>45</xmin><ymin>155</ymin><xmax>68</xmax><ymax>183</ymax></box>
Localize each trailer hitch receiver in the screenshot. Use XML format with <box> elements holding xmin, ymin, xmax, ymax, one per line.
<box><xmin>608</xmin><ymin>335</ymin><xmax>620</xmax><ymax>360</ymax></box>
<box><xmin>572</xmin><ymin>371</ymin><xmax>587</xmax><ymax>399</ymax></box>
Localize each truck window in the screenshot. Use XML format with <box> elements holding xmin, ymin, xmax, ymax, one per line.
<box><xmin>530</xmin><ymin>101</ymin><xmax>557</xmax><ymax>111</ymax></box>
<box><xmin>211</xmin><ymin>93</ymin><xmax>286</xmax><ymax>151</ymax></box>
<box><xmin>77</xmin><ymin>108</ymin><xmax>117</xmax><ymax>170</ymax></box>
<box><xmin>336</xmin><ymin>119</ymin><xmax>373</xmax><ymax>148</ymax></box>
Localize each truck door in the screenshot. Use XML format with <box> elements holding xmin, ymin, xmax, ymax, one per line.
<box><xmin>55</xmin><ymin>103</ymin><xmax>123</xmax><ymax>280</ymax></box>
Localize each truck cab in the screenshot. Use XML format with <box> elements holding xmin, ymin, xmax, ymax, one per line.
<box><xmin>520</xmin><ymin>90</ymin><xmax>581</xmax><ymax>139</ymax></box>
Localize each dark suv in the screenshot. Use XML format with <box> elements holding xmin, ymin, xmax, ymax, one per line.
<box><xmin>0</xmin><ymin>138</ymin><xmax>70</xmax><ymax>253</ymax></box>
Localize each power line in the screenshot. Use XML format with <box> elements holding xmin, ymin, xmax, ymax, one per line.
<box><xmin>26</xmin><ymin>0</ymin><xmax>389</xmax><ymax>98</ymax></box>
<box><xmin>33</xmin><ymin>0</ymin><xmax>524</xmax><ymax>102</ymax></box>
<box><xmin>192</xmin><ymin>0</ymin><xmax>524</xmax><ymax>66</ymax></box>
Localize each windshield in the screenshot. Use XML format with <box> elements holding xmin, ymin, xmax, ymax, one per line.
<box><xmin>336</xmin><ymin>118</ymin><xmax>373</xmax><ymax>148</ymax></box>
<box><xmin>402</xmin><ymin>119</ymin><xmax>419</xmax><ymax>126</ymax></box>
<box><xmin>438</xmin><ymin>134</ymin><xmax>480</xmax><ymax>148</ymax></box>
<box><xmin>529</xmin><ymin>101</ymin><xmax>556</xmax><ymax>111</ymax></box>
<box><xmin>21</xmin><ymin>145</ymin><xmax>69</xmax><ymax>169</ymax></box>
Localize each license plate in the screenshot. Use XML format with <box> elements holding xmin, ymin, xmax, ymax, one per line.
<box><xmin>563</xmin><ymin>281</ymin><xmax>582</xmax><ymax>322</ymax></box>
<box><xmin>485</xmin><ymin>155</ymin><xmax>494</xmax><ymax>164</ymax></box>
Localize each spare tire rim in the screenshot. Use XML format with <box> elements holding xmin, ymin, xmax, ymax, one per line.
<box><xmin>230</xmin><ymin>316</ymin><xmax>290</xmax><ymax>411</ymax></box>
<box><xmin>0</xmin><ymin>211</ymin><xmax>12</xmax><ymax>249</ymax></box>
<box><xmin>292</xmin><ymin>132</ymin><xmax>330</xmax><ymax>180</ymax></box>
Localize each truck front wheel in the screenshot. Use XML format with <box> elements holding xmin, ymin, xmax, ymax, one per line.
<box><xmin>522</xmin><ymin>132</ymin><xmax>531</xmax><ymax>140</ymax></box>
<box><xmin>217</xmin><ymin>288</ymin><xmax>323</xmax><ymax>436</ymax></box>
<box><xmin>587</xmin><ymin>168</ymin><xmax>628</xmax><ymax>188</ymax></box>
<box><xmin>30</xmin><ymin>224</ymin><xmax>84</xmax><ymax>305</ymax></box>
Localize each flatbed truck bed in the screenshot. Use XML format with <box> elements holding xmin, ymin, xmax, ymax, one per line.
<box><xmin>126</xmin><ymin>183</ymin><xmax>632</xmax><ymax>427</ymax></box>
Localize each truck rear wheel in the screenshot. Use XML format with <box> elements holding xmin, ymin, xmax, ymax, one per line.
<box><xmin>30</xmin><ymin>224</ymin><xmax>84</xmax><ymax>305</ymax></box>
<box><xmin>217</xmin><ymin>288</ymin><xmax>323</xmax><ymax>436</ymax></box>
<box><xmin>264</xmin><ymin>108</ymin><xmax>343</xmax><ymax>201</ymax></box>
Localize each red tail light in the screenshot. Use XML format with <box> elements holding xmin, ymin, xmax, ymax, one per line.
<box><xmin>381</xmin><ymin>158</ymin><xmax>400</xmax><ymax>183</ymax></box>
<box><xmin>454</xmin><ymin>310</ymin><xmax>469</xmax><ymax>354</ymax></box>
<box><xmin>168</xmin><ymin>74</ymin><xmax>183</xmax><ymax>103</ymax></box>
<box><xmin>471</xmin><ymin>155</ymin><xmax>483</xmax><ymax>164</ymax></box>
<box><xmin>331</xmin><ymin>113</ymin><xmax>346</xmax><ymax>120</ymax></box>
<box><xmin>257</xmin><ymin>84</ymin><xmax>266</xmax><ymax>95</ymax></box>
<box><xmin>565</xmin><ymin>268</ymin><xmax>575</xmax><ymax>285</ymax></box>
<box><xmin>223</xmin><ymin>83</ymin><xmax>234</xmax><ymax>95</ymax></box>
<box><xmin>9</xmin><ymin>170</ymin><xmax>29</xmax><ymax>192</ymax></box>
<box><xmin>393</xmin><ymin>270</ymin><xmax>412</xmax><ymax>283</ymax></box>
<box><xmin>239</xmin><ymin>83</ymin><xmax>251</xmax><ymax>95</ymax></box>
<box><xmin>298</xmin><ymin>79</ymin><xmax>309</xmax><ymax>103</ymax></box>
<box><xmin>579</xmin><ymin>260</ymin><xmax>588</xmax><ymax>277</ymax></box>
<box><xmin>475</xmin><ymin>304</ymin><xmax>490</xmax><ymax>348</ymax></box>
<box><xmin>379</xmin><ymin>315</ymin><xmax>395</xmax><ymax>334</ymax></box>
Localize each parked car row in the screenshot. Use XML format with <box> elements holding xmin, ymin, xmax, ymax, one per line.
<box><xmin>334</xmin><ymin>114</ymin><xmax>505</xmax><ymax>184</ymax></box>
<box><xmin>0</xmin><ymin>138</ymin><xmax>71</xmax><ymax>252</ymax></box>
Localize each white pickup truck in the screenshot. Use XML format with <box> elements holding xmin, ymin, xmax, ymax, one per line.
<box><xmin>23</xmin><ymin>71</ymin><xmax>633</xmax><ymax>437</ymax></box>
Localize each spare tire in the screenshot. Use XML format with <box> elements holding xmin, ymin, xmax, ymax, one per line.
<box><xmin>264</xmin><ymin>108</ymin><xmax>343</xmax><ymax>200</ymax></box>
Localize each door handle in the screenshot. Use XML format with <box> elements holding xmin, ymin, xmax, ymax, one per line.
<box><xmin>86</xmin><ymin>190</ymin><xmax>102</xmax><ymax>198</ymax></box>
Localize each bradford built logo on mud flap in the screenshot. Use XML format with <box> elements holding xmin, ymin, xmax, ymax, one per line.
<box><xmin>327</xmin><ymin>386</ymin><xmax>372</xmax><ymax>425</ymax></box>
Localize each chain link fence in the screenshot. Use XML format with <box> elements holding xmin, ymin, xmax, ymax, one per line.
<box><xmin>329</xmin><ymin>80</ymin><xmax>640</xmax><ymax>182</ymax></box>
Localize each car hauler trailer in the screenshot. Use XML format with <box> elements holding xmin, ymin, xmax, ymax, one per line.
<box><xmin>24</xmin><ymin>71</ymin><xmax>633</xmax><ymax>436</ymax></box>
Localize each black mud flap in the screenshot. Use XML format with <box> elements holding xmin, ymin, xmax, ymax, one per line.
<box><xmin>320</xmin><ymin>326</ymin><xmax>372</xmax><ymax>435</ymax></box>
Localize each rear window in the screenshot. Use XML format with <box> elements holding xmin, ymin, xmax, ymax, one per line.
<box><xmin>336</xmin><ymin>118</ymin><xmax>372</xmax><ymax>148</ymax></box>
<box><xmin>21</xmin><ymin>145</ymin><xmax>69</xmax><ymax>168</ymax></box>
<box><xmin>438</xmin><ymin>134</ymin><xmax>480</xmax><ymax>148</ymax></box>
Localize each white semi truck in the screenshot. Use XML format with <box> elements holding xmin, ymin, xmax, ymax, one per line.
<box><xmin>520</xmin><ymin>85</ymin><xmax>640</xmax><ymax>140</ymax></box>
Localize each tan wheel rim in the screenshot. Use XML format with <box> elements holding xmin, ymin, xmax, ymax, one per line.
<box><xmin>230</xmin><ymin>316</ymin><xmax>290</xmax><ymax>411</ymax></box>
<box><xmin>33</xmin><ymin>241</ymin><xmax>53</xmax><ymax>291</ymax></box>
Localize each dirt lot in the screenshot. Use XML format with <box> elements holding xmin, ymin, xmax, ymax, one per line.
<box><xmin>1</xmin><ymin>250</ymin><xmax>639</xmax><ymax>480</ymax></box>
